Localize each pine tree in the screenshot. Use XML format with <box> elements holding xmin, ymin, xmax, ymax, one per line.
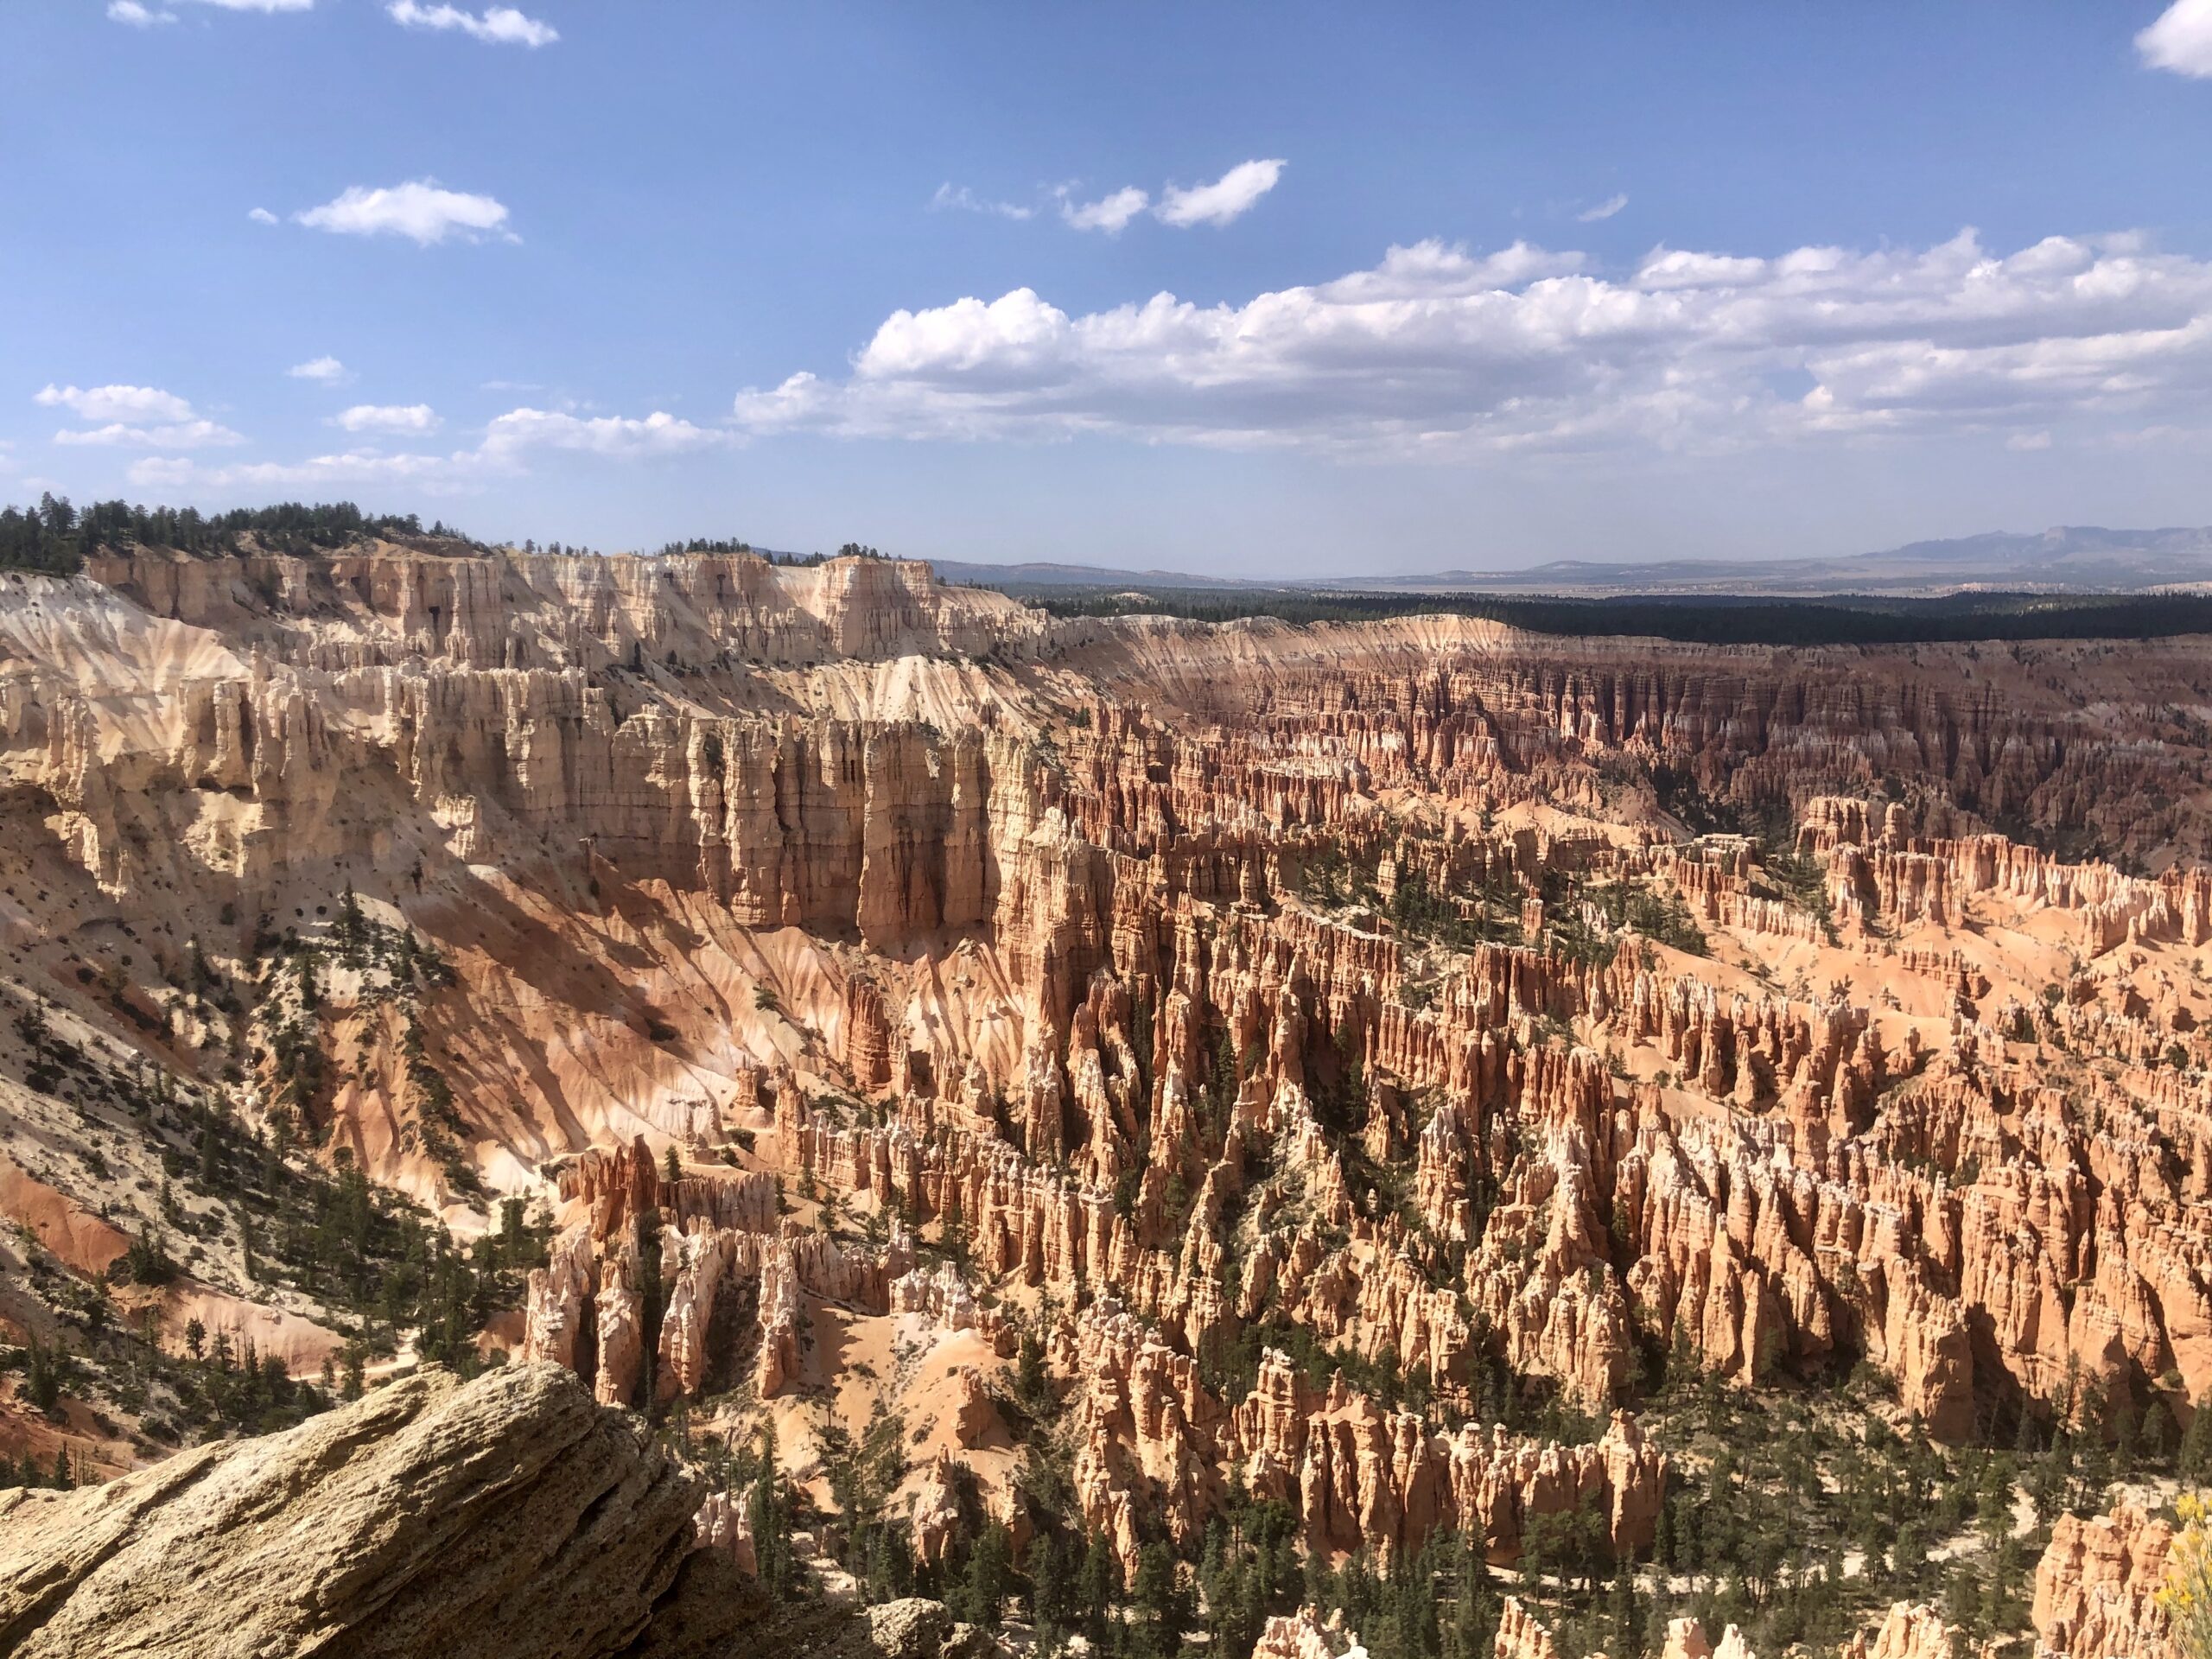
<box><xmin>335</xmin><ymin>883</ymin><xmax>366</xmax><ymax>966</ymax></box>
<box><xmin>2181</xmin><ymin>1394</ymin><xmax>2212</xmax><ymax>1481</ymax></box>
<box><xmin>1610</xmin><ymin>1551</ymin><xmax>1643</xmax><ymax>1659</ymax></box>
<box><xmin>941</xmin><ymin>1184</ymin><xmax>969</xmax><ymax>1269</ymax></box>
<box><xmin>1017</xmin><ymin>1329</ymin><xmax>1048</xmax><ymax>1411</ymax></box>
<box><xmin>1031</xmin><ymin>1531</ymin><xmax>1071</xmax><ymax>1648</ymax></box>
<box><xmin>749</xmin><ymin>1419</ymin><xmax>795</xmax><ymax>1598</ymax></box>
<box><xmin>960</xmin><ymin>1524</ymin><xmax>1013</xmax><ymax>1632</ymax></box>
<box><xmin>1384</xmin><ymin>1537</ymin><xmax>1444</xmax><ymax>1659</ymax></box>
<box><xmin>24</xmin><ymin>1336</ymin><xmax>60</xmax><ymax>1414</ymax></box>
<box><xmin>1448</xmin><ymin>1533</ymin><xmax>1497</xmax><ymax>1659</ymax></box>
<box><xmin>635</xmin><ymin>1206</ymin><xmax>664</xmax><ymax>1408</ymax></box>
<box><xmin>1079</xmin><ymin>1530</ymin><xmax>1119</xmax><ymax>1648</ymax></box>
<box><xmin>1133</xmin><ymin>1542</ymin><xmax>1188</xmax><ymax>1659</ymax></box>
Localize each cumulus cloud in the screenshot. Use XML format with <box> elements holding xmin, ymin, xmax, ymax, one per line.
<box><xmin>295</xmin><ymin>180</ymin><xmax>514</xmax><ymax>245</ymax></box>
<box><xmin>128</xmin><ymin>450</ymin><xmax>463</xmax><ymax>494</ymax></box>
<box><xmin>1577</xmin><ymin>194</ymin><xmax>1629</xmax><ymax>223</ymax></box>
<box><xmin>480</xmin><ymin>407</ymin><xmax>729</xmax><ymax>459</ymax></box>
<box><xmin>37</xmin><ymin>383</ymin><xmax>195</xmax><ymax>423</ymax></box>
<box><xmin>109</xmin><ymin>3</ymin><xmax>178</xmax><ymax>26</ymax></box>
<box><xmin>332</xmin><ymin>403</ymin><xmax>439</xmax><ymax>434</ymax></box>
<box><xmin>931</xmin><ymin>183</ymin><xmax>1035</xmax><ymax>221</ymax></box>
<box><xmin>1154</xmin><ymin>159</ymin><xmax>1284</xmax><ymax>227</ymax></box>
<box><xmin>728</xmin><ymin>228</ymin><xmax>2212</xmax><ymax>456</ymax></box>
<box><xmin>37</xmin><ymin>384</ymin><xmax>243</xmax><ymax>449</ymax></box>
<box><xmin>2139</xmin><ymin>0</ymin><xmax>2212</xmax><ymax>77</ymax></box>
<box><xmin>127</xmin><ymin>401</ymin><xmax>729</xmax><ymax>495</ymax></box>
<box><xmin>387</xmin><ymin>2</ymin><xmax>557</xmax><ymax>48</ymax></box>
<box><xmin>287</xmin><ymin>355</ymin><xmax>351</xmax><ymax>385</ymax></box>
<box><xmin>933</xmin><ymin>161</ymin><xmax>1285</xmax><ymax>236</ymax></box>
<box><xmin>55</xmin><ymin>420</ymin><xmax>245</xmax><ymax>449</ymax></box>
<box><xmin>1059</xmin><ymin>185</ymin><xmax>1150</xmax><ymax>235</ymax></box>
<box><xmin>247</xmin><ymin>207</ymin><xmax>279</xmax><ymax>226</ymax></box>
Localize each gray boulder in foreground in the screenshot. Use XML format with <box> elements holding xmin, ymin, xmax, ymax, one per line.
<box><xmin>0</xmin><ymin>1361</ymin><xmax>747</xmax><ymax>1658</ymax></box>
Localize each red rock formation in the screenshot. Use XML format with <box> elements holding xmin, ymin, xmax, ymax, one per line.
<box><xmin>1254</xmin><ymin>1607</ymin><xmax>1363</xmax><ymax>1659</ymax></box>
<box><xmin>1494</xmin><ymin>1598</ymin><xmax>1560</xmax><ymax>1659</ymax></box>
<box><xmin>1048</xmin><ymin>1302</ymin><xmax>1662</xmax><ymax>1580</ymax></box>
<box><xmin>520</xmin><ymin>1202</ymin><xmax>912</xmax><ymax>1404</ymax></box>
<box><xmin>2034</xmin><ymin>1504</ymin><xmax>2175</xmax><ymax>1659</ymax></box>
<box><xmin>1841</xmin><ymin>1603</ymin><xmax>1957</xmax><ymax>1659</ymax></box>
<box><xmin>12</xmin><ymin>539</ymin><xmax>2212</xmax><ymax>1654</ymax></box>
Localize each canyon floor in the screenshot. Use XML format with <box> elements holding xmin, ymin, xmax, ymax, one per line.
<box><xmin>0</xmin><ymin>538</ymin><xmax>2207</xmax><ymax>1659</ymax></box>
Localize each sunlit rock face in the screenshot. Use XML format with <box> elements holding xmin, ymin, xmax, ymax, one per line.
<box><xmin>7</xmin><ymin>541</ymin><xmax>2212</xmax><ymax>1613</ymax></box>
<box><xmin>0</xmin><ymin>1363</ymin><xmax>747</xmax><ymax>1658</ymax></box>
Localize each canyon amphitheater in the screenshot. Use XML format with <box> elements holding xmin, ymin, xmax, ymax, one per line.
<box><xmin>0</xmin><ymin>539</ymin><xmax>2207</xmax><ymax>1659</ymax></box>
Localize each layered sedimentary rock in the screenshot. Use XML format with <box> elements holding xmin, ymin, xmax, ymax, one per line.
<box><xmin>2034</xmin><ymin>1503</ymin><xmax>2177</xmax><ymax>1659</ymax></box>
<box><xmin>7</xmin><ymin>541</ymin><xmax>2212</xmax><ymax>1644</ymax></box>
<box><xmin>946</xmin><ymin>1289</ymin><xmax>1666</xmax><ymax>1580</ymax></box>
<box><xmin>1662</xmin><ymin>1603</ymin><xmax>1951</xmax><ymax>1659</ymax></box>
<box><xmin>1255</xmin><ymin>1606</ymin><xmax>1363</xmax><ymax>1659</ymax></box>
<box><xmin>1495</xmin><ymin>1597</ymin><xmax>1562</xmax><ymax>1659</ymax></box>
<box><xmin>0</xmin><ymin>1361</ymin><xmax>743</xmax><ymax>1658</ymax></box>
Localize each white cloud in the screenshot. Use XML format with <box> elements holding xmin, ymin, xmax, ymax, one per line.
<box><xmin>1636</xmin><ymin>247</ymin><xmax>1769</xmax><ymax>288</ymax></box>
<box><xmin>1154</xmin><ymin>159</ymin><xmax>1284</xmax><ymax>228</ymax></box>
<box><xmin>481</xmin><ymin>407</ymin><xmax>729</xmax><ymax>459</ymax></box>
<box><xmin>1059</xmin><ymin>185</ymin><xmax>1150</xmax><ymax>235</ymax></box>
<box><xmin>287</xmin><ymin>355</ymin><xmax>351</xmax><ymax>385</ymax></box>
<box><xmin>35</xmin><ymin>383</ymin><xmax>195</xmax><ymax>423</ymax></box>
<box><xmin>386</xmin><ymin>1</ymin><xmax>557</xmax><ymax>48</ymax></box>
<box><xmin>248</xmin><ymin>207</ymin><xmax>279</xmax><ymax>226</ymax></box>
<box><xmin>1577</xmin><ymin>194</ymin><xmax>1629</xmax><ymax>223</ymax></box>
<box><xmin>129</xmin><ymin>450</ymin><xmax>465</xmax><ymax>494</ymax></box>
<box><xmin>109</xmin><ymin>2</ymin><xmax>179</xmax><ymax>25</ymax></box>
<box><xmin>36</xmin><ymin>383</ymin><xmax>241</xmax><ymax>450</ymax></box>
<box><xmin>933</xmin><ymin>161</ymin><xmax>1285</xmax><ymax>237</ymax></box>
<box><xmin>332</xmin><ymin>403</ymin><xmax>439</xmax><ymax>434</ymax></box>
<box><xmin>2139</xmin><ymin>0</ymin><xmax>2212</xmax><ymax>77</ymax></box>
<box><xmin>295</xmin><ymin>180</ymin><xmax>514</xmax><ymax>245</ymax></box>
<box><xmin>125</xmin><ymin>400</ymin><xmax>727</xmax><ymax>495</ymax></box>
<box><xmin>931</xmin><ymin>183</ymin><xmax>1034</xmax><ymax>221</ymax></box>
<box><xmin>54</xmin><ymin>419</ymin><xmax>245</xmax><ymax>450</ymax></box>
<box><xmin>728</xmin><ymin>228</ymin><xmax>2212</xmax><ymax>456</ymax></box>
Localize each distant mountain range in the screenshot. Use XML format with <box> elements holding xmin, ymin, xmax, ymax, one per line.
<box><xmin>930</xmin><ymin>558</ymin><xmax>1264</xmax><ymax>591</ymax></box>
<box><xmin>931</xmin><ymin>526</ymin><xmax>2212</xmax><ymax>597</ymax></box>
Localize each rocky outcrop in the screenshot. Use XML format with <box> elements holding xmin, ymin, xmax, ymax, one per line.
<box><xmin>1255</xmin><ymin>1605</ymin><xmax>1364</xmax><ymax>1659</ymax></box>
<box><xmin>1052</xmin><ymin>1300</ymin><xmax>1663</xmax><ymax>1579</ymax></box>
<box><xmin>0</xmin><ymin>1361</ymin><xmax>744</xmax><ymax>1658</ymax></box>
<box><xmin>1662</xmin><ymin>1616</ymin><xmax>1759</xmax><ymax>1659</ymax></box>
<box><xmin>521</xmin><ymin>1208</ymin><xmax>912</xmax><ymax>1405</ymax></box>
<box><xmin>1495</xmin><ymin>1597</ymin><xmax>1560</xmax><ymax>1659</ymax></box>
<box><xmin>1843</xmin><ymin>1603</ymin><xmax>1957</xmax><ymax>1659</ymax></box>
<box><xmin>2034</xmin><ymin>1503</ymin><xmax>2175</xmax><ymax>1659</ymax></box>
<box><xmin>11</xmin><ymin>541</ymin><xmax>2212</xmax><ymax>1657</ymax></box>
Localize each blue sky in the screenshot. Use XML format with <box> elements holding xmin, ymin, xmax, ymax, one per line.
<box><xmin>4</xmin><ymin>2</ymin><xmax>2212</xmax><ymax>575</ymax></box>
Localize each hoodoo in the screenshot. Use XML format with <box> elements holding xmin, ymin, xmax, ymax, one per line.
<box><xmin>0</xmin><ymin>535</ymin><xmax>2209</xmax><ymax>1659</ymax></box>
